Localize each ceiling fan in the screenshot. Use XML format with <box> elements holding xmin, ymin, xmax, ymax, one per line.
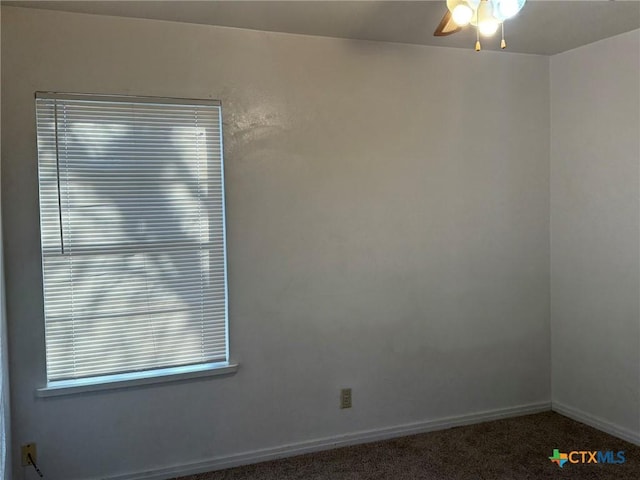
<box><xmin>434</xmin><ymin>0</ymin><xmax>527</xmax><ymax>51</ymax></box>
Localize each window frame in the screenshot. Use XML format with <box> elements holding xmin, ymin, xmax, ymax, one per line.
<box><xmin>34</xmin><ymin>92</ymin><xmax>237</xmax><ymax>396</ymax></box>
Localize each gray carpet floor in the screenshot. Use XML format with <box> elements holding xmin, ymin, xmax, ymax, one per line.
<box><xmin>175</xmin><ymin>412</ymin><xmax>640</xmax><ymax>479</ymax></box>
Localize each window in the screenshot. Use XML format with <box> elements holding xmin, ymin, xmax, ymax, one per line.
<box><xmin>35</xmin><ymin>93</ymin><xmax>231</xmax><ymax>392</ymax></box>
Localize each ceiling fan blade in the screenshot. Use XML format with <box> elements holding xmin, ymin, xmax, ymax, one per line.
<box><xmin>433</xmin><ymin>10</ymin><xmax>462</xmax><ymax>37</ymax></box>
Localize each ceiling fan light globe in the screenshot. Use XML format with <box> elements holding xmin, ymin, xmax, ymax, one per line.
<box><xmin>452</xmin><ymin>4</ymin><xmax>473</xmax><ymax>26</ymax></box>
<box><xmin>478</xmin><ymin>20</ymin><xmax>499</xmax><ymax>36</ymax></box>
<box><xmin>496</xmin><ymin>0</ymin><xmax>524</xmax><ymax>20</ymax></box>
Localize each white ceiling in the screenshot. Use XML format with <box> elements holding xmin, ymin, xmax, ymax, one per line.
<box><xmin>4</xmin><ymin>1</ymin><xmax>640</xmax><ymax>55</ymax></box>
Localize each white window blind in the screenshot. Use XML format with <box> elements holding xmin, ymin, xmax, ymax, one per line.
<box><xmin>35</xmin><ymin>93</ymin><xmax>229</xmax><ymax>383</ymax></box>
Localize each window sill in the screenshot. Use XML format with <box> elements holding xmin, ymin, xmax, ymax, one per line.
<box><xmin>36</xmin><ymin>362</ymin><xmax>239</xmax><ymax>397</ymax></box>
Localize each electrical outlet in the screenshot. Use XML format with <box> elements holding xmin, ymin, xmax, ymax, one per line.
<box><xmin>340</xmin><ymin>388</ymin><xmax>352</xmax><ymax>409</ymax></box>
<box><xmin>21</xmin><ymin>443</ymin><xmax>37</xmax><ymax>467</ymax></box>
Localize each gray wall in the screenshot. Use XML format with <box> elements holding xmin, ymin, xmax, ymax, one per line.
<box><xmin>1</xmin><ymin>6</ymin><xmax>550</xmax><ymax>479</ymax></box>
<box><xmin>550</xmin><ymin>29</ymin><xmax>640</xmax><ymax>441</ymax></box>
<box><xmin>0</xmin><ymin>6</ymin><xmax>11</xmax><ymax>471</ymax></box>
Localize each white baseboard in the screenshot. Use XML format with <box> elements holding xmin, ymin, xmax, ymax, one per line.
<box><xmin>552</xmin><ymin>401</ymin><xmax>640</xmax><ymax>446</ymax></box>
<box><xmin>102</xmin><ymin>401</ymin><xmax>551</xmax><ymax>480</ymax></box>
